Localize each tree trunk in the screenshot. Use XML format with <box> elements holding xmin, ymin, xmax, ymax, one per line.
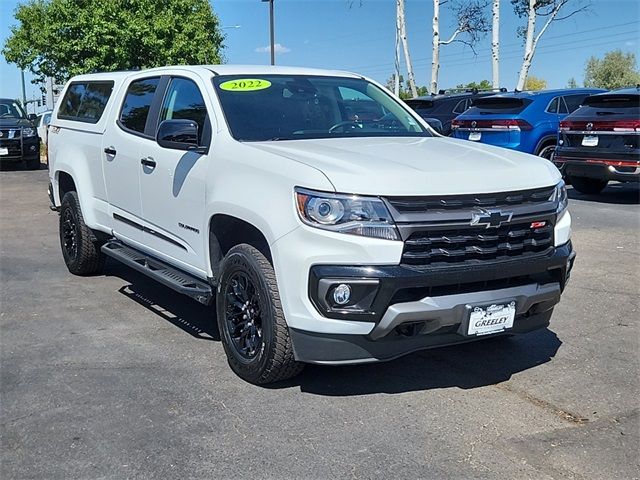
<box><xmin>398</xmin><ymin>0</ymin><xmax>417</xmax><ymax>97</ymax></box>
<box><xmin>516</xmin><ymin>0</ymin><xmax>537</xmax><ymax>91</ymax></box>
<box><xmin>430</xmin><ymin>0</ymin><xmax>440</xmax><ymax>94</ymax></box>
<box><xmin>491</xmin><ymin>0</ymin><xmax>500</xmax><ymax>88</ymax></box>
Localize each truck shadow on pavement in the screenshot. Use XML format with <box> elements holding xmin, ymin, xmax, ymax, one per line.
<box><xmin>568</xmin><ymin>182</ymin><xmax>639</xmax><ymax>205</ymax></box>
<box><xmin>105</xmin><ymin>259</ymin><xmax>562</xmax><ymax>395</ymax></box>
<box><xmin>107</xmin><ymin>261</ymin><xmax>220</xmax><ymax>342</ymax></box>
<box><xmin>289</xmin><ymin>330</ymin><xmax>561</xmax><ymax>395</ymax></box>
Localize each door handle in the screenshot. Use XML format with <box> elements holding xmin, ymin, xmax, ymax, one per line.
<box><xmin>104</xmin><ymin>147</ymin><xmax>117</xmax><ymax>156</ymax></box>
<box><xmin>140</xmin><ymin>157</ymin><xmax>156</xmax><ymax>168</ymax></box>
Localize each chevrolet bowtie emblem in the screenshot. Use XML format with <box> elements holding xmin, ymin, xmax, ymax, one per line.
<box><xmin>470</xmin><ymin>209</ymin><xmax>513</xmax><ymax>229</ymax></box>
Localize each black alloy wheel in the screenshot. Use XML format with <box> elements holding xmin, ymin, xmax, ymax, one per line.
<box><xmin>216</xmin><ymin>244</ymin><xmax>303</xmax><ymax>384</ymax></box>
<box><xmin>58</xmin><ymin>191</ymin><xmax>104</xmax><ymax>275</ymax></box>
<box><xmin>61</xmin><ymin>207</ymin><xmax>79</xmax><ymax>262</ymax></box>
<box><xmin>223</xmin><ymin>272</ymin><xmax>264</xmax><ymax>360</ymax></box>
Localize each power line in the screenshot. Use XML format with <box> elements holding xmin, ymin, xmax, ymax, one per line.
<box><xmin>356</xmin><ymin>36</ymin><xmax>638</xmax><ymax>77</ymax></box>
<box><xmin>346</xmin><ymin>20</ymin><xmax>640</xmax><ymax>72</ymax></box>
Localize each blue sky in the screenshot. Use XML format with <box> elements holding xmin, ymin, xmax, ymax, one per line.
<box><xmin>1</xmin><ymin>0</ymin><xmax>638</xmax><ymax>109</ymax></box>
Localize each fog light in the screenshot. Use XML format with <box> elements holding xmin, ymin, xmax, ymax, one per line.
<box><xmin>333</xmin><ymin>284</ymin><xmax>351</xmax><ymax>305</ymax></box>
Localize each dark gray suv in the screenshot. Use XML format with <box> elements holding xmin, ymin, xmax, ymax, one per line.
<box><xmin>0</xmin><ymin>98</ymin><xmax>41</xmax><ymax>169</ymax></box>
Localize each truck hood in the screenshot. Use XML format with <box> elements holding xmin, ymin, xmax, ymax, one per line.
<box><xmin>247</xmin><ymin>137</ymin><xmax>561</xmax><ymax>196</ymax></box>
<box><xmin>0</xmin><ymin>118</ymin><xmax>32</xmax><ymax>129</ymax></box>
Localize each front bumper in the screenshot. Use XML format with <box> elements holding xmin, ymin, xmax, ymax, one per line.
<box><xmin>0</xmin><ymin>135</ymin><xmax>39</xmax><ymax>162</ymax></box>
<box><xmin>291</xmin><ymin>243</ymin><xmax>575</xmax><ymax>364</ymax></box>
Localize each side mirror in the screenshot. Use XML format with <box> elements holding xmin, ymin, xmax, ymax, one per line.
<box><xmin>156</xmin><ymin>119</ymin><xmax>204</xmax><ymax>152</ymax></box>
<box><xmin>424</xmin><ymin>117</ymin><xmax>444</xmax><ymax>135</ymax></box>
<box><xmin>27</xmin><ymin>113</ymin><xmax>37</xmax><ymax>122</ymax></box>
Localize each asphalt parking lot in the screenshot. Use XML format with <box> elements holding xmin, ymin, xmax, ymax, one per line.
<box><xmin>1</xmin><ymin>167</ymin><xmax>638</xmax><ymax>479</ymax></box>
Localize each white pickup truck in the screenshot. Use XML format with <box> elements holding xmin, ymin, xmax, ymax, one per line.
<box><xmin>48</xmin><ymin>65</ymin><xmax>575</xmax><ymax>384</ymax></box>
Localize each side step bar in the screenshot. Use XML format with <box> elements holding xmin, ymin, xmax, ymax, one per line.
<box><xmin>101</xmin><ymin>240</ymin><xmax>213</xmax><ymax>305</ymax></box>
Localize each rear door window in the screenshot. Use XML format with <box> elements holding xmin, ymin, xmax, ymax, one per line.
<box><xmin>58</xmin><ymin>81</ymin><xmax>114</xmax><ymax>123</ymax></box>
<box><xmin>119</xmin><ymin>77</ymin><xmax>161</xmax><ymax>134</ymax></box>
<box><xmin>452</xmin><ymin>99</ymin><xmax>468</xmax><ymax>114</ymax></box>
<box><xmin>546</xmin><ymin>97</ymin><xmax>559</xmax><ymax>114</ymax></box>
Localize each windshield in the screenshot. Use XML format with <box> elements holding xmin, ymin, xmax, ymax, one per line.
<box><xmin>212</xmin><ymin>75</ymin><xmax>429</xmax><ymax>141</ymax></box>
<box><xmin>0</xmin><ymin>100</ymin><xmax>27</xmax><ymax>119</ymax></box>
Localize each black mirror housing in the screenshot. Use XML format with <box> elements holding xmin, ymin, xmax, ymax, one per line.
<box><xmin>27</xmin><ymin>113</ymin><xmax>37</xmax><ymax>122</ymax></box>
<box><xmin>156</xmin><ymin>119</ymin><xmax>205</xmax><ymax>152</ymax></box>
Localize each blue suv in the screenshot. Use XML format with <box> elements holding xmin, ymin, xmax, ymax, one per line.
<box><xmin>451</xmin><ymin>89</ymin><xmax>605</xmax><ymax>159</ymax></box>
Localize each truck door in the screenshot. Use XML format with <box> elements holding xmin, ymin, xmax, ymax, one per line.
<box><xmin>138</xmin><ymin>76</ymin><xmax>210</xmax><ymax>277</ymax></box>
<box><xmin>102</xmin><ymin>76</ymin><xmax>162</xmax><ymax>246</ymax></box>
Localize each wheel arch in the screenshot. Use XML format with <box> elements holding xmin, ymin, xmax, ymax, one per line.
<box><xmin>534</xmin><ymin>134</ymin><xmax>558</xmax><ymax>156</ymax></box>
<box><xmin>56</xmin><ymin>170</ymin><xmax>77</xmax><ymax>204</ymax></box>
<box><xmin>208</xmin><ymin>213</ymin><xmax>272</xmax><ymax>283</ymax></box>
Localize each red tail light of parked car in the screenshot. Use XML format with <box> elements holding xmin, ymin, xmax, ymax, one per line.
<box><xmin>451</xmin><ymin>119</ymin><xmax>533</xmax><ymax>131</ymax></box>
<box><xmin>559</xmin><ymin>120</ymin><xmax>640</xmax><ymax>132</ymax></box>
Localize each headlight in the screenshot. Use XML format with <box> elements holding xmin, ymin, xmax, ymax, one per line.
<box><xmin>549</xmin><ymin>180</ymin><xmax>568</xmax><ymax>213</ymax></box>
<box><xmin>22</xmin><ymin>127</ymin><xmax>36</xmax><ymax>137</ymax></box>
<box><xmin>295</xmin><ymin>188</ymin><xmax>400</xmax><ymax>241</ymax></box>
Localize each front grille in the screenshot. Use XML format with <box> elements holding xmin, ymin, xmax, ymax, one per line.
<box><xmin>0</xmin><ymin>139</ymin><xmax>22</xmax><ymax>156</ymax></box>
<box><xmin>402</xmin><ymin>220</ymin><xmax>553</xmax><ymax>267</ymax></box>
<box><xmin>387</xmin><ymin>185</ymin><xmax>555</xmax><ymax>213</ymax></box>
<box><xmin>0</xmin><ymin>129</ymin><xmax>21</xmax><ymax>139</ymax></box>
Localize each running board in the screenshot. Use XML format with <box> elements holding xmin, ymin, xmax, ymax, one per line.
<box><xmin>101</xmin><ymin>240</ymin><xmax>213</xmax><ymax>305</ymax></box>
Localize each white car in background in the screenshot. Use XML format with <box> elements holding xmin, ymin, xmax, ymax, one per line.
<box><xmin>37</xmin><ymin>110</ymin><xmax>53</xmax><ymax>145</ymax></box>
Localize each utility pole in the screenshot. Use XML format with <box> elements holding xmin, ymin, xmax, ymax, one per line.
<box><xmin>262</xmin><ymin>0</ymin><xmax>275</xmax><ymax>65</ymax></box>
<box><xmin>21</xmin><ymin>70</ymin><xmax>27</xmax><ymax>105</ymax></box>
<box><xmin>394</xmin><ymin>3</ymin><xmax>400</xmax><ymax>96</ymax></box>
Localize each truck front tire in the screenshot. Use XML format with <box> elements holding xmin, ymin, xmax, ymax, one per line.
<box><xmin>216</xmin><ymin>244</ymin><xmax>304</xmax><ymax>384</ymax></box>
<box><xmin>59</xmin><ymin>191</ymin><xmax>105</xmax><ymax>275</ymax></box>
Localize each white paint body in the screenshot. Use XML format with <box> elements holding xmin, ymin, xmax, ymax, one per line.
<box><xmin>48</xmin><ymin>65</ymin><xmax>569</xmax><ymax>337</ymax></box>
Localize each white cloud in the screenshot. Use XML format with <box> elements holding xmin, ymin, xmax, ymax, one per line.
<box><xmin>625</xmin><ymin>41</ymin><xmax>636</xmax><ymax>46</ymax></box>
<box><xmin>255</xmin><ymin>43</ymin><xmax>291</xmax><ymax>54</ymax></box>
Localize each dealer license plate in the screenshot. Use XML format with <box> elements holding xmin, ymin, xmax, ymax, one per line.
<box><xmin>582</xmin><ymin>135</ymin><xmax>598</xmax><ymax>147</ymax></box>
<box><xmin>467</xmin><ymin>301</ymin><xmax>516</xmax><ymax>336</ymax></box>
<box><xmin>469</xmin><ymin>131</ymin><xmax>481</xmax><ymax>141</ymax></box>
<box><xmin>0</xmin><ymin>147</ymin><xmax>8</xmax><ymax>156</ymax></box>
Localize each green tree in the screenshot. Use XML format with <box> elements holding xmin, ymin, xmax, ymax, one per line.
<box><xmin>523</xmin><ymin>75</ymin><xmax>547</xmax><ymax>91</ymax></box>
<box><xmin>567</xmin><ymin>77</ymin><xmax>578</xmax><ymax>88</ymax></box>
<box><xmin>584</xmin><ymin>50</ymin><xmax>640</xmax><ymax>90</ymax></box>
<box><xmin>2</xmin><ymin>0</ymin><xmax>224</xmax><ymax>86</ymax></box>
<box><xmin>455</xmin><ymin>80</ymin><xmax>493</xmax><ymax>91</ymax></box>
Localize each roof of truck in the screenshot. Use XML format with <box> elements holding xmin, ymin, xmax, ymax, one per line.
<box><xmin>203</xmin><ymin>64</ymin><xmax>361</xmax><ymax>78</ymax></box>
<box><xmin>66</xmin><ymin>65</ymin><xmax>363</xmax><ymax>82</ymax></box>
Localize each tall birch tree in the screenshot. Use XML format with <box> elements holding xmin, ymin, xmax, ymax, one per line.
<box><xmin>513</xmin><ymin>0</ymin><xmax>589</xmax><ymax>91</ymax></box>
<box><xmin>431</xmin><ymin>0</ymin><xmax>490</xmax><ymax>94</ymax></box>
<box><xmin>349</xmin><ymin>0</ymin><xmax>416</xmax><ymax>97</ymax></box>
<box><xmin>491</xmin><ymin>0</ymin><xmax>500</xmax><ymax>88</ymax></box>
<box><xmin>398</xmin><ymin>0</ymin><xmax>417</xmax><ymax>97</ymax></box>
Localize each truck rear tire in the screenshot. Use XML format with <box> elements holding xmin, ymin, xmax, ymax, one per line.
<box><xmin>59</xmin><ymin>191</ymin><xmax>105</xmax><ymax>275</ymax></box>
<box><xmin>216</xmin><ymin>244</ymin><xmax>304</xmax><ymax>384</ymax></box>
<box><xmin>569</xmin><ymin>176</ymin><xmax>608</xmax><ymax>195</ymax></box>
